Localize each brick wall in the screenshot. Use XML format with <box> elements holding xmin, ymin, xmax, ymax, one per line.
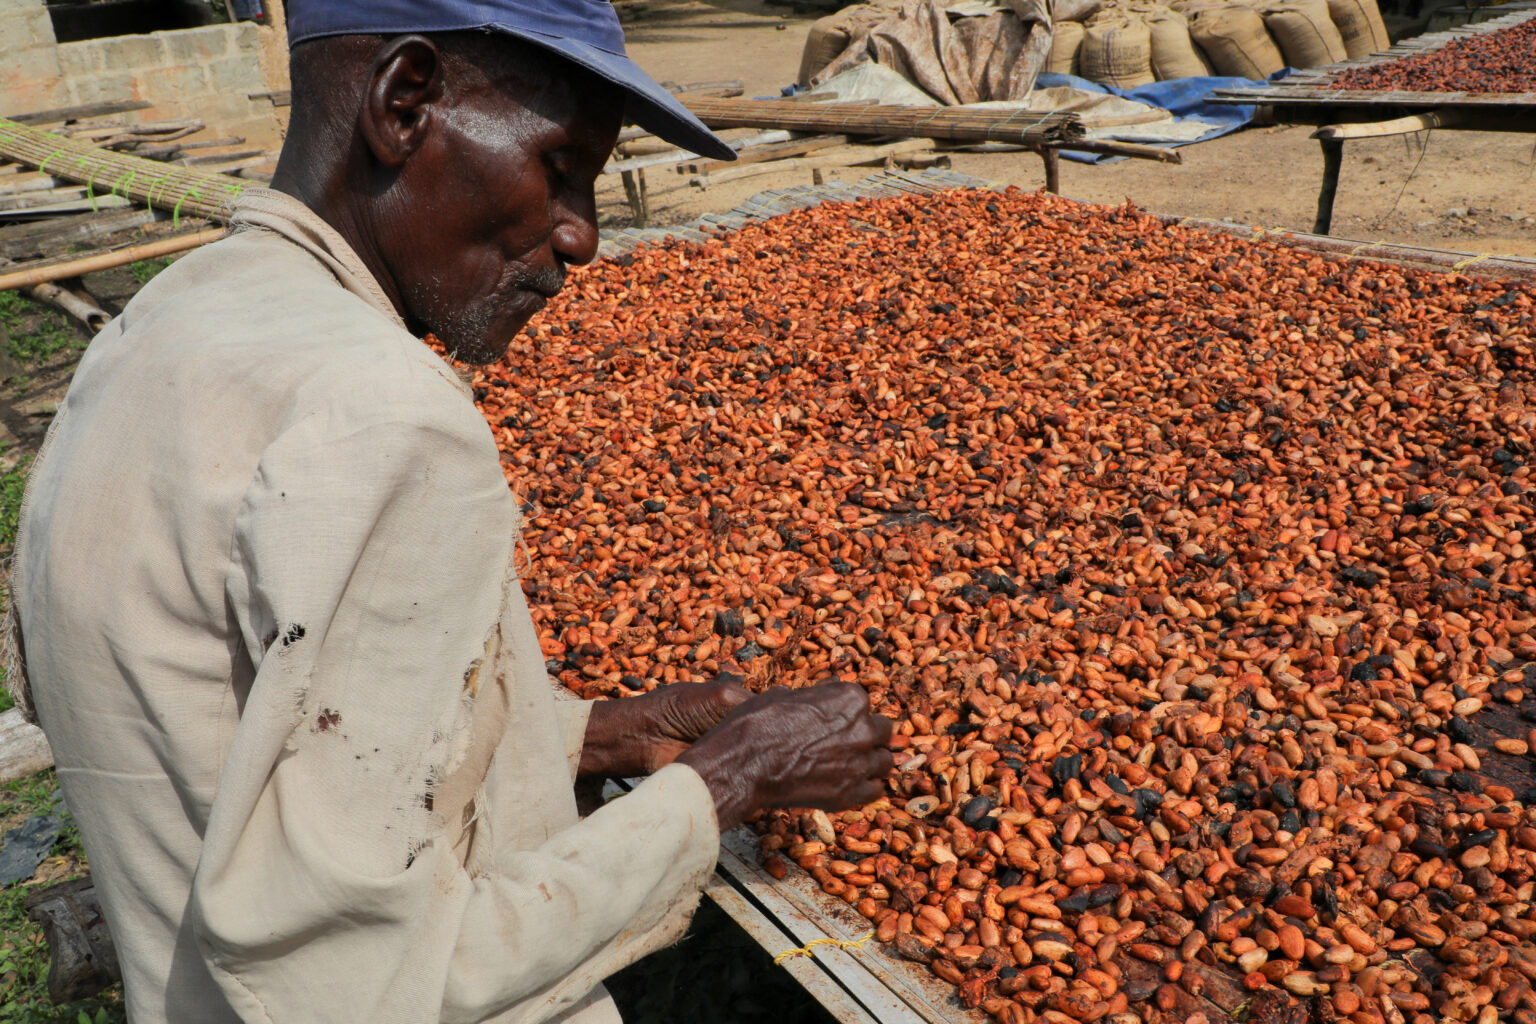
<box><xmin>1</xmin><ymin>0</ymin><xmax>288</xmax><ymax>148</ymax></box>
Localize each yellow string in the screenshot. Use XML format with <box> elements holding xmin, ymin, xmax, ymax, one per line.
<box><xmin>1451</xmin><ymin>252</ymin><xmax>1493</xmax><ymax>272</ymax></box>
<box><xmin>773</xmin><ymin>930</ymin><xmax>877</xmax><ymax>966</ymax></box>
<box><xmin>1345</xmin><ymin>241</ymin><xmax>1385</xmax><ymax>259</ymax></box>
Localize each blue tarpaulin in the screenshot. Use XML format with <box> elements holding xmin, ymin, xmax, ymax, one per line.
<box><xmin>1037</xmin><ymin>69</ymin><xmax>1292</xmax><ymax>162</ymax></box>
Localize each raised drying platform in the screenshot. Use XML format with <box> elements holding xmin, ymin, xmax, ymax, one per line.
<box><xmin>1209</xmin><ymin>8</ymin><xmax>1536</xmax><ymax>127</ymax></box>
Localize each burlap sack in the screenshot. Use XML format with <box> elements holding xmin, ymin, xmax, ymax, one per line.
<box><xmin>1187</xmin><ymin>4</ymin><xmax>1285</xmax><ymax>79</ymax></box>
<box><xmin>798</xmin><ymin>2</ymin><xmax>905</xmax><ymax>87</ymax></box>
<box><xmin>1143</xmin><ymin>5</ymin><xmax>1211</xmax><ymax>79</ymax></box>
<box><xmin>1049</xmin><ymin>20</ymin><xmax>1086</xmax><ymax>74</ymax></box>
<box><xmin>1081</xmin><ymin>12</ymin><xmax>1157</xmax><ymax>88</ymax></box>
<box><xmin>1263</xmin><ymin>0</ymin><xmax>1347</xmax><ymax>68</ymax></box>
<box><xmin>1326</xmin><ymin>0</ymin><xmax>1390</xmax><ymax>58</ymax></box>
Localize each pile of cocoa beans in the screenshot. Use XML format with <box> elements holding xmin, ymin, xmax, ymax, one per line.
<box><xmin>470</xmin><ymin>188</ymin><xmax>1536</xmax><ymax>1024</ymax></box>
<box><xmin>1331</xmin><ymin>17</ymin><xmax>1536</xmax><ymax>93</ymax></box>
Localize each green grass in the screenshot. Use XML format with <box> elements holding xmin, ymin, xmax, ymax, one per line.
<box><xmin>1</xmin><ymin>771</ymin><xmax>126</xmax><ymax>1024</ymax></box>
<box><xmin>127</xmin><ymin>258</ymin><xmax>172</xmax><ymax>286</ymax></box>
<box><xmin>2</xmin><ymin>457</ymin><xmax>30</xmax><ymax>552</ymax></box>
<box><xmin>0</xmin><ymin>293</ymin><xmax>86</xmax><ymax>366</ymax></box>
<box><xmin>1</xmin><ymin>455</ymin><xmax>25</xmax><ymax>716</ymax></box>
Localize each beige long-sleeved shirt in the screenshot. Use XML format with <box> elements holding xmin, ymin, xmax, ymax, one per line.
<box><xmin>8</xmin><ymin>189</ymin><xmax>719</xmax><ymax>1024</ymax></box>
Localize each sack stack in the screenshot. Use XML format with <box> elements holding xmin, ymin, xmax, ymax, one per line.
<box><xmin>795</xmin><ymin>0</ymin><xmax>1392</xmax><ymax>95</ymax></box>
<box><xmin>1049</xmin><ymin>0</ymin><xmax>1389</xmax><ymax>87</ymax></box>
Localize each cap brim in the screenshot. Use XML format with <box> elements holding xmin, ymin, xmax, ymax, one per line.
<box><xmin>509</xmin><ymin>29</ymin><xmax>737</xmax><ymax>162</ymax></box>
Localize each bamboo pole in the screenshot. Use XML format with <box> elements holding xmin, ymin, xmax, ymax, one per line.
<box><xmin>24</xmin><ymin>280</ymin><xmax>111</xmax><ymax>332</ymax></box>
<box><xmin>682</xmin><ymin>96</ymin><xmax>1085</xmax><ymax>146</ymax></box>
<box><xmin>0</xmin><ymin>228</ymin><xmax>225</xmax><ymax>293</ymax></box>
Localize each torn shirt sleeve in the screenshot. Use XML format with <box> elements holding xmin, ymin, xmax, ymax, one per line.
<box><xmin>199</xmin><ymin>368</ymin><xmax>717</xmax><ymax>1024</ymax></box>
<box><xmin>549</xmin><ymin>690</ymin><xmax>594</xmax><ymax>781</ymax></box>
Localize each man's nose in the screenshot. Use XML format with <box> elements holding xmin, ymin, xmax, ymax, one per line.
<box><xmin>550</xmin><ymin>193</ymin><xmax>601</xmax><ymax>268</ymax></box>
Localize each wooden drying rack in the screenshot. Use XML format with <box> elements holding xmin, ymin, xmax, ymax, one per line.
<box><xmin>1208</xmin><ymin>8</ymin><xmax>1536</xmax><ymax>234</ymax></box>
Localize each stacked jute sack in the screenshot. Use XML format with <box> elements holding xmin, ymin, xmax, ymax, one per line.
<box><xmin>1050</xmin><ymin>0</ymin><xmax>1390</xmax><ymax>85</ymax></box>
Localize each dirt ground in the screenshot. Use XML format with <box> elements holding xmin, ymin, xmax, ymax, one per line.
<box><xmin>608</xmin><ymin>0</ymin><xmax>1536</xmax><ymax>256</ymax></box>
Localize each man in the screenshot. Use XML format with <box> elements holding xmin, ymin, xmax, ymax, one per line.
<box><xmin>5</xmin><ymin>2</ymin><xmax>893</xmax><ymax>1021</ymax></box>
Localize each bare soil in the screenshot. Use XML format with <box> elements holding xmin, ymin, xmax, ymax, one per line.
<box><xmin>609</xmin><ymin>0</ymin><xmax>1536</xmax><ymax>256</ymax></box>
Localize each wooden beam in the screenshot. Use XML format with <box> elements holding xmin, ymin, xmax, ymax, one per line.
<box><xmin>682</xmin><ymin>96</ymin><xmax>1084</xmax><ymax>146</ymax></box>
<box><xmin>0</xmin><ymin>208</ymin><xmax>165</xmax><ymax>262</ymax></box>
<box><xmin>10</xmin><ymin>100</ymin><xmax>153</xmax><ymax>126</ymax></box>
<box><xmin>681</xmin><ymin>134</ymin><xmax>851</xmax><ymax>175</ymax></box>
<box><xmin>689</xmin><ymin>140</ymin><xmax>936</xmax><ymax>187</ymax></box>
<box><xmin>1049</xmin><ymin>139</ymin><xmax>1184</xmax><ymax>163</ymax></box>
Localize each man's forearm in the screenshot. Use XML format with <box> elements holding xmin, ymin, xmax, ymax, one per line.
<box><xmin>576</xmin><ymin>699</ymin><xmax>652</xmax><ymax>778</ymax></box>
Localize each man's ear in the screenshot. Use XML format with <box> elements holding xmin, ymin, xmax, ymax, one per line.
<box><xmin>359</xmin><ymin>35</ymin><xmax>445</xmax><ymax>169</ymax></box>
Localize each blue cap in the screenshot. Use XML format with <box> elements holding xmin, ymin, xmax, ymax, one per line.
<box><xmin>286</xmin><ymin>0</ymin><xmax>736</xmax><ymax>161</ymax></box>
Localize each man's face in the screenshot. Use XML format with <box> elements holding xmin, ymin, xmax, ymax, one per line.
<box><xmin>379</xmin><ymin>57</ymin><xmax>623</xmax><ymax>365</ymax></box>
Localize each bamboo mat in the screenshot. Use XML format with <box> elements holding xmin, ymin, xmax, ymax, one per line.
<box><xmin>0</xmin><ymin>115</ymin><xmax>250</xmax><ymax>226</ymax></box>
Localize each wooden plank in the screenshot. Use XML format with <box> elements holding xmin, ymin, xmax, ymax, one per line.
<box><xmin>9</xmin><ymin>100</ymin><xmax>152</xmax><ymax>126</ymax></box>
<box><xmin>714</xmin><ymin>830</ymin><xmax>948</xmax><ymax>1024</ymax></box>
<box><xmin>682</xmin><ymin>134</ymin><xmax>852</xmax><ymax>175</ymax></box>
<box><xmin>0</xmin><ymin>208</ymin><xmax>164</xmax><ymax>261</ymax></box>
<box><xmin>605</xmin><ymin>130</ymin><xmax>795</xmax><ymax>174</ymax></box>
<box><xmin>690</xmin><ymin>140</ymin><xmax>936</xmax><ymax>187</ymax></box>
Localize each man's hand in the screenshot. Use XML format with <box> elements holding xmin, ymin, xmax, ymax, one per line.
<box><xmin>676</xmin><ymin>681</ymin><xmax>894</xmax><ymax>830</ymax></box>
<box><xmin>577</xmin><ymin>677</ymin><xmax>752</xmax><ymax>779</ymax></box>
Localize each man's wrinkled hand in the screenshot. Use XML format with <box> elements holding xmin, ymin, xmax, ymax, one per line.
<box><xmin>635</xmin><ymin>676</ymin><xmax>752</xmax><ymax>772</ymax></box>
<box><xmin>677</xmin><ymin>680</ymin><xmax>895</xmax><ymax>830</ymax></box>
<box><xmin>577</xmin><ymin>676</ymin><xmax>751</xmax><ymax>779</ymax></box>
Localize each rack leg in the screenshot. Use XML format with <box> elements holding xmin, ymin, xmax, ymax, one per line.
<box><xmin>1314</xmin><ymin>138</ymin><xmax>1343</xmax><ymax>236</ymax></box>
<box><xmin>1042</xmin><ymin>148</ymin><xmax>1061</xmax><ymax>194</ymax></box>
<box><xmin>621</xmin><ymin>169</ymin><xmax>649</xmax><ymax>228</ymax></box>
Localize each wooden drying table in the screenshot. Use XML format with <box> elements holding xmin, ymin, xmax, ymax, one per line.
<box><xmin>1208</xmin><ymin>8</ymin><xmax>1536</xmax><ymax>234</ymax></box>
<box><xmin>594</xmin><ymin>173</ymin><xmax>1536</xmax><ymax>1022</ymax></box>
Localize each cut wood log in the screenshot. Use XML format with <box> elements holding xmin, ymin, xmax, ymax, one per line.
<box><xmin>24</xmin><ymin>279</ymin><xmax>111</xmax><ymax>332</ymax></box>
<box><xmin>25</xmin><ymin>876</ymin><xmax>120</xmax><ymax>1004</ymax></box>
<box><xmin>1</xmin><ymin>707</ymin><xmax>53</xmax><ymax>784</ymax></box>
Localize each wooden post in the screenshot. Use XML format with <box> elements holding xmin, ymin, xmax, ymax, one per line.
<box><xmin>1042</xmin><ymin>148</ymin><xmax>1061</xmax><ymax>194</ymax></box>
<box><xmin>620</xmin><ymin>169</ymin><xmax>649</xmax><ymax>228</ymax></box>
<box><xmin>1314</xmin><ymin>137</ymin><xmax>1344</xmax><ymax>236</ymax></box>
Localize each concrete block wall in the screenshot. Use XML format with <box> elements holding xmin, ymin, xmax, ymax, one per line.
<box><xmin>1</xmin><ymin>0</ymin><xmax>288</xmax><ymax>148</ymax></box>
<box><xmin>54</xmin><ymin>23</ymin><xmax>283</xmax><ymax>145</ymax></box>
<box><xmin>0</xmin><ymin>0</ymin><xmax>71</xmax><ymax>115</ymax></box>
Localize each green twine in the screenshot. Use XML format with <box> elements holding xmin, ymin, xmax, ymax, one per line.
<box><xmin>173</xmin><ymin>187</ymin><xmax>204</xmax><ymax>229</ymax></box>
